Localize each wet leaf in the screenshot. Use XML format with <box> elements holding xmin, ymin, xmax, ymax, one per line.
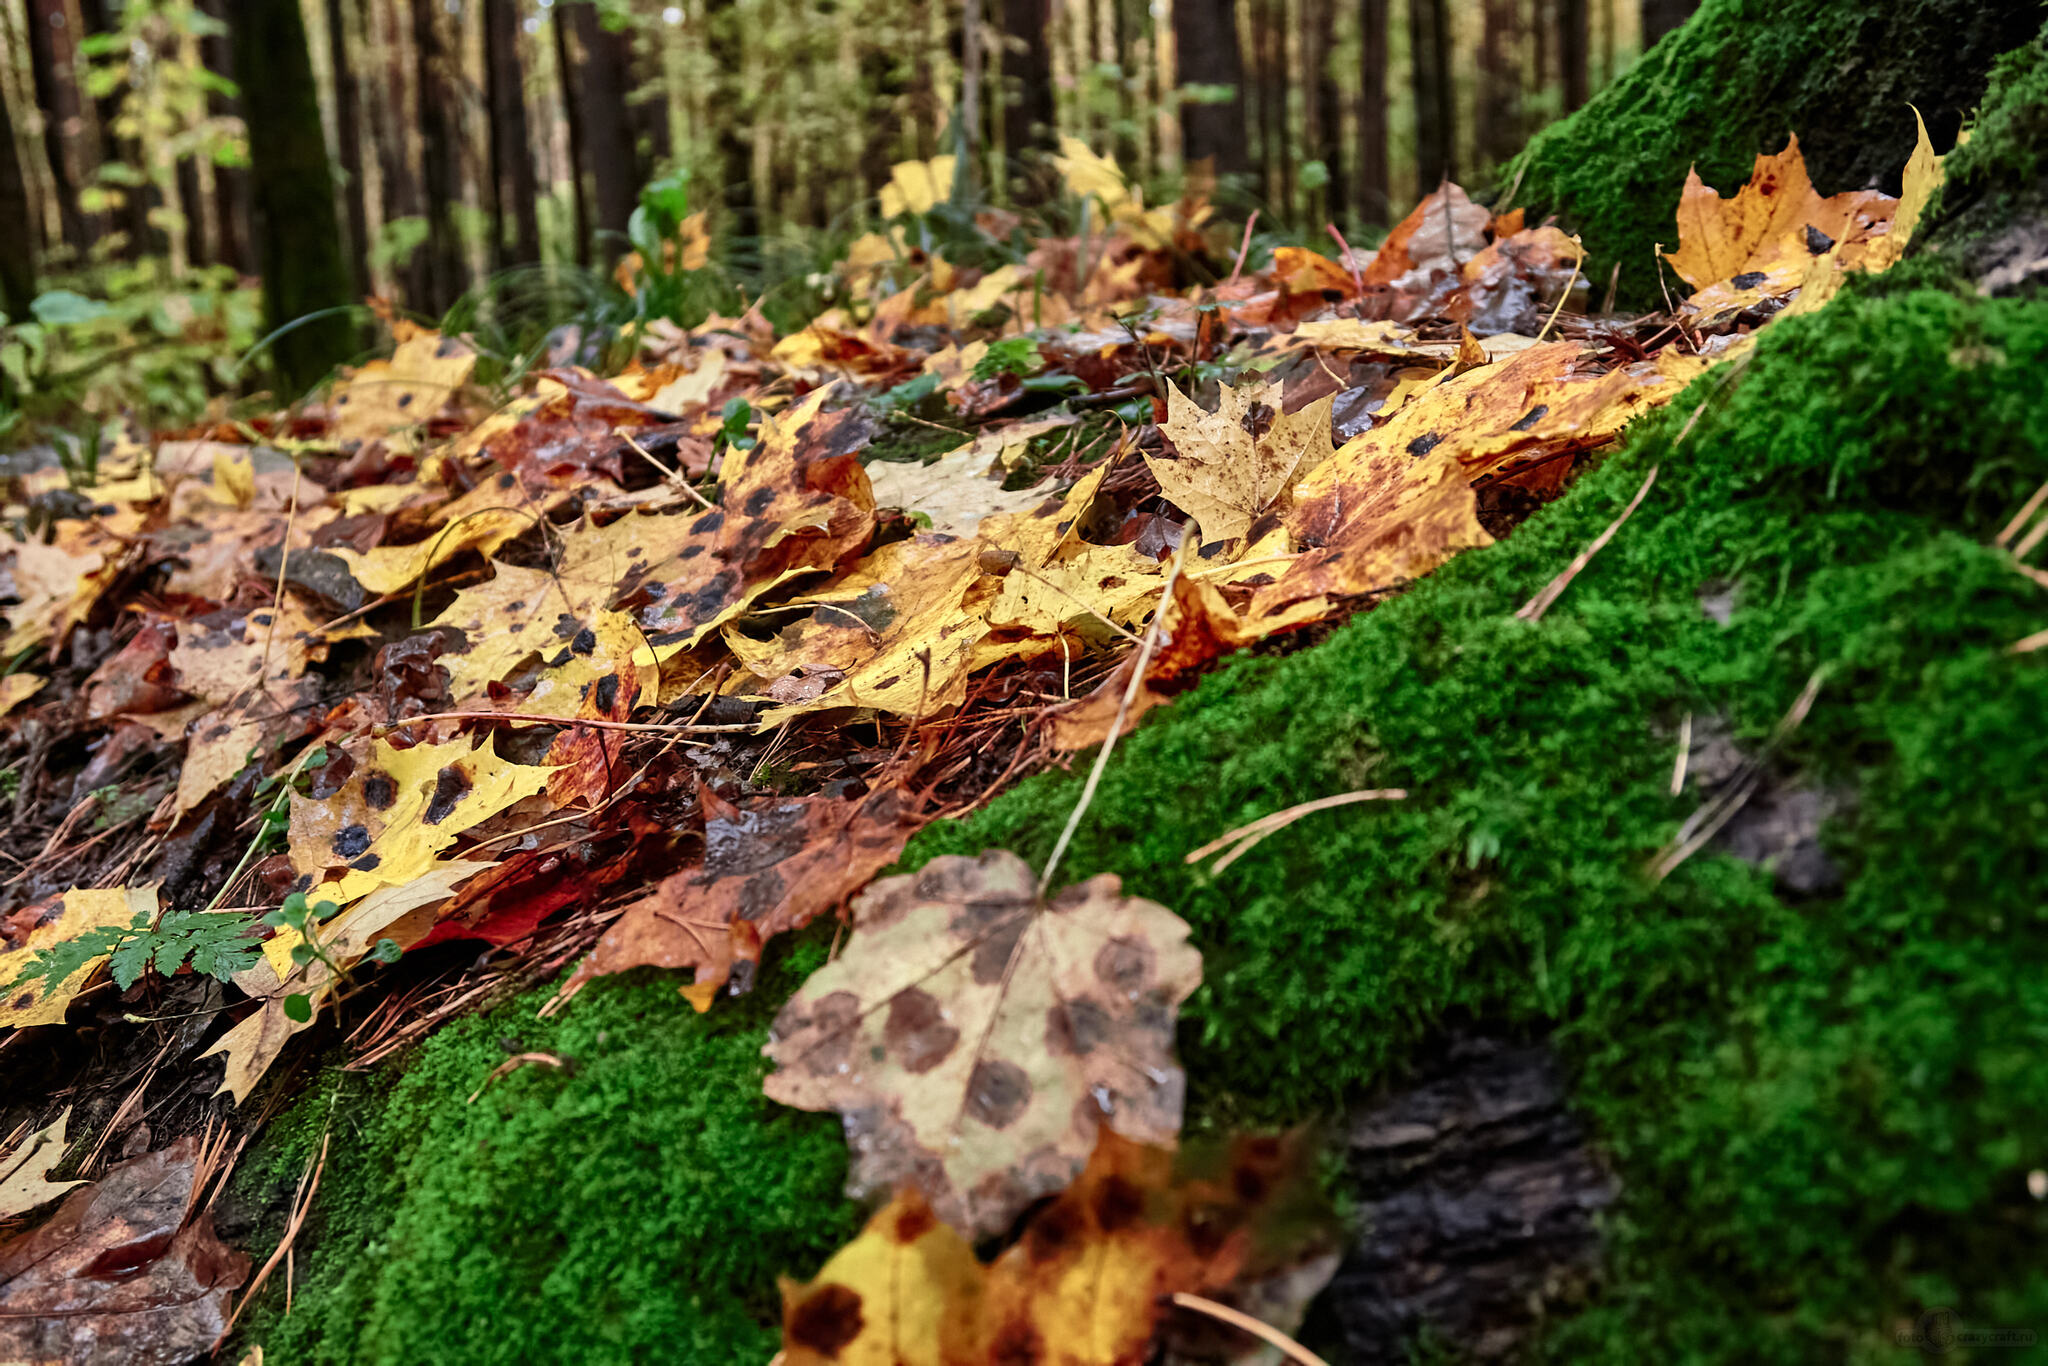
<box><xmin>330</xmin><ymin>327</ymin><xmax>477</xmax><ymax>442</ymax></box>
<box><xmin>1</xmin><ymin>887</ymin><xmax>157</xmax><ymax>1031</ymax></box>
<box><xmin>0</xmin><ymin>1108</ymin><xmax>83</xmax><ymax>1220</ymax></box>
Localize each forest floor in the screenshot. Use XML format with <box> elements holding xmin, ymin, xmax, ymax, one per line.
<box><xmin>3</xmin><ymin>12</ymin><xmax>2047</xmax><ymax>1366</ymax></box>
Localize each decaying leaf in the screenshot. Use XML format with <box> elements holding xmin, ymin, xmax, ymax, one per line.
<box><xmin>0</xmin><ymin>1109</ymin><xmax>82</xmax><ymax>1221</ymax></box>
<box><xmin>330</xmin><ymin>327</ymin><xmax>477</xmax><ymax>442</ymax></box>
<box><xmin>763</xmin><ymin>850</ymin><xmax>1202</xmax><ymax>1239</ymax></box>
<box><xmin>1048</xmin><ymin>572</ymin><xmax>1251</xmax><ymax>750</ymax></box>
<box><xmin>1</xmin><ymin>887</ymin><xmax>157</xmax><ymax>1031</ymax></box>
<box><xmin>0</xmin><ymin>1136</ymin><xmax>248</xmax><ymax>1366</ymax></box>
<box><xmin>867</xmin><ymin>444</ymin><xmax>1057</xmax><ymax>538</ymax></box>
<box><xmin>780</xmin><ymin>1128</ymin><xmax>1332</xmax><ymax>1366</ymax></box>
<box><xmin>1147</xmin><ymin>379</ymin><xmax>1336</xmax><ymax>547</ymax></box>
<box><xmin>557</xmin><ymin>787</ymin><xmax>920</xmax><ymax>1013</ymax></box>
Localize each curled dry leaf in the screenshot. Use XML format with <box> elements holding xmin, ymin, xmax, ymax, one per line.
<box><xmin>0</xmin><ymin>1136</ymin><xmax>249</xmax><ymax>1366</ymax></box>
<box><xmin>763</xmin><ymin>850</ymin><xmax>1202</xmax><ymax>1239</ymax></box>
<box><xmin>780</xmin><ymin>1128</ymin><xmax>1331</xmax><ymax>1366</ymax></box>
<box><xmin>556</xmin><ymin>786</ymin><xmax>921</xmax><ymax>1013</ymax></box>
<box><xmin>0</xmin><ymin>1108</ymin><xmax>82</xmax><ymax>1221</ymax></box>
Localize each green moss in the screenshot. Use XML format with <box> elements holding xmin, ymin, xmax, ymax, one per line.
<box><xmin>243</xmin><ymin>278</ymin><xmax>2048</xmax><ymax>1362</ymax></box>
<box><xmin>1502</xmin><ymin>0</ymin><xmax>2044</xmax><ymax>308</ymax></box>
<box><xmin>1925</xmin><ymin>22</ymin><xmax>2048</xmax><ymax>286</ymax></box>
<box><xmin>234</xmin><ymin>944</ymin><xmax>858</xmax><ymax>1366</ymax></box>
<box><xmin>906</xmin><ymin>277</ymin><xmax>2048</xmax><ymax>1355</ymax></box>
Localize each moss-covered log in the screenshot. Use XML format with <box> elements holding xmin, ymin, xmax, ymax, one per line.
<box><xmin>1505</xmin><ymin>0</ymin><xmax>2046</xmax><ymax>308</ymax></box>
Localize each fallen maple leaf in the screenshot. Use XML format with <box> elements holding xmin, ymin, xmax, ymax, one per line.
<box><xmin>780</xmin><ymin>1128</ymin><xmax>1331</xmax><ymax>1366</ymax></box>
<box><xmin>866</xmin><ymin>443</ymin><xmax>1058</xmax><ymax>538</ymax></box>
<box><xmin>1147</xmin><ymin>378</ymin><xmax>1336</xmax><ymax>547</ymax></box>
<box><xmin>763</xmin><ymin>850</ymin><xmax>1202</xmax><ymax>1239</ymax></box>
<box><xmin>555</xmin><ymin>785</ymin><xmax>920</xmax><ymax>1013</ymax></box>
<box><xmin>0</xmin><ymin>1109</ymin><xmax>82</xmax><ymax>1221</ymax></box>
<box><xmin>329</xmin><ymin>327</ymin><xmax>477</xmax><ymax>444</ymax></box>
<box><xmin>1</xmin><ymin>887</ymin><xmax>156</xmax><ymax>1031</ymax></box>
<box><xmin>0</xmin><ymin>1136</ymin><xmax>248</xmax><ymax>1366</ymax></box>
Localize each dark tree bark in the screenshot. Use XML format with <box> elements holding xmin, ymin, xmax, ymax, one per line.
<box><xmin>176</xmin><ymin>157</ymin><xmax>207</xmax><ymax>265</ymax></box>
<box><xmin>1408</xmin><ymin>0</ymin><xmax>1453</xmax><ymax>190</ymax></box>
<box><xmin>859</xmin><ymin>49</ymin><xmax>910</xmax><ymax>201</ymax></box>
<box><xmin>553</xmin><ymin>9</ymin><xmax>592</xmax><ymax>269</ymax></box>
<box><xmin>324</xmin><ymin>0</ymin><xmax>372</xmax><ymax>295</ymax></box>
<box><xmin>704</xmin><ymin>0</ymin><xmax>757</xmax><ymax>249</ymax></box>
<box><xmin>371</xmin><ymin>0</ymin><xmax>430</xmax><ymax>306</ymax></box>
<box><xmin>484</xmin><ymin>0</ymin><xmax>542</xmax><ymax>270</ymax></box>
<box><xmin>25</xmin><ymin>0</ymin><xmax>87</xmax><ymax>253</ymax></box>
<box><xmin>1561</xmin><ymin>0</ymin><xmax>1590</xmax><ymax>110</ymax></box>
<box><xmin>1639</xmin><ymin>0</ymin><xmax>1698</xmax><ymax>47</ymax></box>
<box><xmin>411</xmin><ymin>0</ymin><xmax>466</xmax><ymax>312</ymax></box>
<box><xmin>1357</xmin><ymin>0</ymin><xmax>1389</xmax><ymax>223</ymax></box>
<box><xmin>1173</xmin><ymin>0</ymin><xmax>1249</xmax><ymax>177</ymax></box>
<box><xmin>1476</xmin><ymin>0</ymin><xmax>1520</xmax><ymax>166</ymax></box>
<box><xmin>999</xmin><ymin>0</ymin><xmax>1055</xmax><ymax>194</ymax></box>
<box><xmin>198</xmin><ymin>0</ymin><xmax>252</xmax><ymax>274</ymax></box>
<box><xmin>1259</xmin><ymin>0</ymin><xmax>1290</xmax><ymax>215</ymax></box>
<box><xmin>227</xmin><ymin>0</ymin><xmax>354</xmax><ymax>392</ymax></box>
<box><xmin>1311</xmin><ymin>0</ymin><xmax>1346</xmax><ymax>221</ymax></box>
<box><xmin>0</xmin><ymin>84</ymin><xmax>38</xmax><ymax>320</ymax></box>
<box><xmin>565</xmin><ymin>0</ymin><xmax>636</xmax><ymax>265</ymax></box>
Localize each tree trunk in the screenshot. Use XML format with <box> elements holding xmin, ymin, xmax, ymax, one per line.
<box><xmin>0</xmin><ymin>82</ymin><xmax>37</xmax><ymax>320</ymax></box>
<box><xmin>411</xmin><ymin>0</ymin><xmax>466</xmax><ymax>313</ymax></box>
<box><xmin>227</xmin><ymin>0</ymin><xmax>354</xmax><ymax>393</ymax></box>
<box><xmin>1476</xmin><ymin>0</ymin><xmax>1520</xmax><ymax>167</ymax></box>
<box><xmin>199</xmin><ymin>0</ymin><xmax>252</xmax><ymax>274</ymax></box>
<box><xmin>1639</xmin><ymin>0</ymin><xmax>1698</xmax><ymax>48</ymax></box>
<box><xmin>1357</xmin><ymin>0</ymin><xmax>1389</xmax><ymax>223</ymax></box>
<box><xmin>1000</xmin><ymin>0</ymin><xmax>1055</xmax><ymax>195</ymax></box>
<box><xmin>565</xmin><ymin>0</ymin><xmax>635</xmax><ymax>265</ymax></box>
<box><xmin>1408</xmin><ymin>0</ymin><xmax>1452</xmax><ymax>191</ymax></box>
<box><xmin>1173</xmin><ymin>0</ymin><xmax>1249</xmax><ymax>178</ymax></box>
<box><xmin>325</xmin><ymin>0</ymin><xmax>372</xmax><ymax>295</ymax></box>
<box><xmin>485</xmin><ymin>0</ymin><xmax>542</xmax><ymax>270</ymax></box>
<box><xmin>553</xmin><ymin>9</ymin><xmax>592</xmax><ymax>269</ymax></box>
<box><xmin>25</xmin><ymin>0</ymin><xmax>87</xmax><ymax>254</ymax></box>
<box><xmin>704</xmin><ymin>0</ymin><xmax>757</xmax><ymax>248</ymax></box>
<box><xmin>1312</xmin><ymin>0</ymin><xmax>1346</xmax><ymax>222</ymax></box>
<box><xmin>79</xmin><ymin>0</ymin><xmax>152</xmax><ymax>258</ymax></box>
<box><xmin>959</xmin><ymin>0</ymin><xmax>983</xmax><ymax>182</ymax></box>
<box><xmin>1560</xmin><ymin>0</ymin><xmax>1590</xmax><ymax>110</ymax></box>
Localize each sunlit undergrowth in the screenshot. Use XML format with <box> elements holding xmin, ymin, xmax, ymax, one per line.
<box><xmin>238</xmin><ymin>271</ymin><xmax>2048</xmax><ymax>1361</ymax></box>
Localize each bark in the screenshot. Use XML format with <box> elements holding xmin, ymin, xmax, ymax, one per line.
<box><xmin>1311</xmin><ymin>0</ymin><xmax>1346</xmax><ymax>220</ymax></box>
<box><xmin>325</xmin><ymin>0</ymin><xmax>372</xmax><ymax>294</ymax></box>
<box><xmin>553</xmin><ymin>9</ymin><xmax>592</xmax><ymax>268</ymax></box>
<box><xmin>227</xmin><ymin>0</ymin><xmax>354</xmax><ymax>392</ymax></box>
<box><xmin>1000</xmin><ymin>0</ymin><xmax>1056</xmax><ymax>192</ymax></box>
<box><xmin>199</xmin><ymin>0</ymin><xmax>252</xmax><ymax>274</ymax></box>
<box><xmin>1561</xmin><ymin>0</ymin><xmax>1590</xmax><ymax>110</ymax></box>
<box><xmin>1173</xmin><ymin>0</ymin><xmax>1249</xmax><ymax>177</ymax></box>
<box><xmin>411</xmin><ymin>0</ymin><xmax>466</xmax><ymax>312</ymax></box>
<box><xmin>484</xmin><ymin>0</ymin><xmax>542</xmax><ymax>270</ymax></box>
<box><xmin>0</xmin><ymin>82</ymin><xmax>37</xmax><ymax>320</ymax></box>
<box><xmin>1476</xmin><ymin>0</ymin><xmax>1520</xmax><ymax>167</ymax></box>
<box><xmin>960</xmin><ymin>0</ymin><xmax>984</xmax><ymax>181</ymax></box>
<box><xmin>1408</xmin><ymin>0</ymin><xmax>1452</xmax><ymax>190</ymax></box>
<box><xmin>1260</xmin><ymin>0</ymin><xmax>1290</xmax><ymax>214</ymax></box>
<box><xmin>1639</xmin><ymin>0</ymin><xmax>1698</xmax><ymax>47</ymax></box>
<box><xmin>25</xmin><ymin>0</ymin><xmax>87</xmax><ymax>253</ymax></box>
<box><xmin>565</xmin><ymin>0</ymin><xmax>635</xmax><ymax>264</ymax></box>
<box><xmin>1357</xmin><ymin>0</ymin><xmax>1389</xmax><ymax>222</ymax></box>
<box><xmin>704</xmin><ymin>0</ymin><xmax>757</xmax><ymax>247</ymax></box>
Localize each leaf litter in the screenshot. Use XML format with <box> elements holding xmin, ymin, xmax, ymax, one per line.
<box><xmin>0</xmin><ymin>130</ymin><xmax>1946</xmax><ymax>1361</ymax></box>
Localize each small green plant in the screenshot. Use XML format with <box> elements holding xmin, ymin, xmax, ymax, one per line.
<box><xmin>970</xmin><ymin>336</ymin><xmax>1043</xmax><ymax>382</ymax></box>
<box><xmin>261</xmin><ymin>889</ymin><xmax>401</xmax><ymax>1023</ymax></box>
<box><xmin>3</xmin><ymin>906</ymin><xmax>265</xmax><ymax>1000</ymax></box>
<box><xmin>252</xmin><ymin>744</ymin><xmax>326</xmax><ymax>852</ymax></box>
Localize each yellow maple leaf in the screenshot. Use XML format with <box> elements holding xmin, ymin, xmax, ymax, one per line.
<box><xmin>0</xmin><ymin>887</ymin><xmax>155</xmax><ymax>1030</ymax></box>
<box><xmin>1148</xmin><ymin>378</ymin><xmax>1336</xmax><ymax>547</ymax></box>
<box><xmin>880</xmin><ymin>155</ymin><xmax>957</xmax><ymax>218</ymax></box>
<box><xmin>330</xmin><ymin>329</ymin><xmax>478</xmax><ymax>443</ymax></box>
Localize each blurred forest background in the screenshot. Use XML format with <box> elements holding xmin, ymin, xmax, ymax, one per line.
<box><xmin>0</xmin><ymin>0</ymin><xmax>1693</xmax><ymax>415</ymax></box>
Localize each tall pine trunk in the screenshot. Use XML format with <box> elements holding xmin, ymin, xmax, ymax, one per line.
<box><xmin>0</xmin><ymin>82</ymin><xmax>37</xmax><ymax>320</ymax></box>
<box><xmin>1000</xmin><ymin>0</ymin><xmax>1055</xmax><ymax>196</ymax></box>
<box><xmin>1357</xmin><ymin>0</ymin><xmax>1389</xmax><ymax>223</ymax></box>
<box><xmin>411</xmin><ymin>0</ymin><xmax>466</xmax><ymax>312</ymax></box>
<box><xmin>25</xmin><ymin>0</ymin><xmax>87</xmax><ymax>254</ymax></box>
<box><xmin>1640</xmin><ymin>0</ymin><xmax>1698</xmax><ymax>46</ymax></box>
<box><xmin>553</xmin><ymin>9</ymin><xmax>592</xmax><ymax>269</ymax></box>
<box><xmin>1311</xmin><ymin>0</ymin><xmax>1346</xmax><ymax>223</ymax></box>
<box><xmin>1561</xmin><ymin>0</ymin><xmax>1590</xmax><ymax>110</ymax></box>
<box><xmin>1476</xmin><ymin>0</ymin><xmax>1520</xmax><ymax>167</ymax></box>
<box><xmin>1173</xmin><ymin>0</ymin><xmax>1249</xmax><ymax>178</ymax></box>
<box><xmin>485</xmin><ymin>0</ymin><xmax>542</xmax><ymax>270</ymax></box>
<box><xmin>1408</xmin><ymin>0</ymin><xmax>1452</xmax><ymax>191</ymax></box>
<box><xmin>704</xmin><ymin>0</ymin><xmax>757</xmax><ymax>250</ymax></box>
<box><xmin>565</xmin><ymin>0</ymin><xmax>635</xmax><ymax>265</ymax></box>
<box><xmin>199</xmin><ymin>0</ymin><xmax>252</xmax><ymax>274</ymax></box>
<box><xmin>325</xmin><ymin>0</ymin><xmax>372</xmax><ymax>295</ymax></box>
<box><xmin>227</xmin><ymin>0</ymin><xmax>353</xmax><ymax>392</ymax></box>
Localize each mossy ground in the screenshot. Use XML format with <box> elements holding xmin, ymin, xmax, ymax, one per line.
<box><xmin>1504</xmin><ymin>0</ymin><xmax>2044</xmax><ymax>308</ymax></box>
<box><xmin>237</xmin><ymin>274</ymin><xmax>2048</xmax><ymax>1363</ymax></box>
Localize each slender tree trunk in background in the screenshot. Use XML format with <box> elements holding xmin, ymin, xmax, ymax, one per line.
<box><xmin>325</xmin><ymin>0</ymin><xmax>372</xmax><ymax>295</ymax></box>
<box><xmin>484</xmin><ymin>0</ymin><xmax>541</xmax><ymax>270</ymax></box>
<box><xmin>553</xmin><ymin>9</ymin><xmax>592</xmax><ymax>269</ymax></box>
<box><xmin>1408</xmin><ymin>0</ymin><xmax>1452</xmax><ymax>190</ymax></box>
<box><xmin>704</xmin><ymin>0</ymin><xmax>757</xmax><ymax>249</ymax></box>
<box><xmin>1357</xmin><ymin>0</ymin><xmax>1389</xmax><ymax>223</ymax></box>
<box><xmin>0</xmin><ymin>86</ymin><xmax>37</xmax><ymax>320</ymax></box>
<box><xmin>859</xmin><ymin>48</ymin><xmax>909</xmax><ymax>209</ymax></box>
<box><xmin>411</xmin><ymin>0</ymin><xmax>465</xmax><ymax>312</ymax></box>
<box><xmin>79</xmin><ymin>0</ymin><xmax>153</xmax><ymax>258</ymax></box>
<box><xmin>176</xmin><ymin>158</ymin><xmax>207</xmax><ymax>265</ymax></box>
<box><xmin>566</xmin><ymin>0</ymin><xmax>635</xmax><ymax>264</ymax></box>
<box><xmin>1476</xmin><ymin>0</ymin><xmax>1519</xmax><ymax>166</ymax></box>
<box><xmin>227</xmin><ymin>0</ymin><xmax>353</xmax><ymax>392</ymax></box>
<box><xmin>199</xmin><ymin>0</ymin><xmax>252</xmax><ymax>274</ymax></box>
<box><xmin>1561</xmin><ymin>0</ymin><xmax>1589</xmax><ymax>109</ymax></box>
<box><xmin>627</xmin><ymin>33</ymin><xmax>670</xmax><ymax>191</ymax></box>
<box><xmin>959</xmin><ymin>0</ymin><xmax>983</xmax><ymax>183</ymax></box>
<box><xmin>25</xmin><ymin>0</ymin><xmax>86</xmax><ymax>253</ymax></box>
<box><xmin>1258</xmin><ymin>0</ymin><xmax>1287</xmax><ymax>215</ymax></box>
<box><xmin>1312</xmin><ymin>0</ymin><xmax>1346</xmax><ymax>223</ymax></box>
<box><xmin>370</xmin><ymin>0</ymin><xmax>429</xmax><ymax>306</ymax></box>
<box><xmin>1639</xmin><ymin>0</ymin><xmax>1697</xmax><ymax>46</ymax></box>
<box><xmin>999</xmin><ymin>0</ymin><xmax>1055</xmax><ymax>196</ymax></box>
<box><xmin>1173</xmin><ymin>0</ymin><xmax>1249</xmax><ymax>177</ymax></box>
